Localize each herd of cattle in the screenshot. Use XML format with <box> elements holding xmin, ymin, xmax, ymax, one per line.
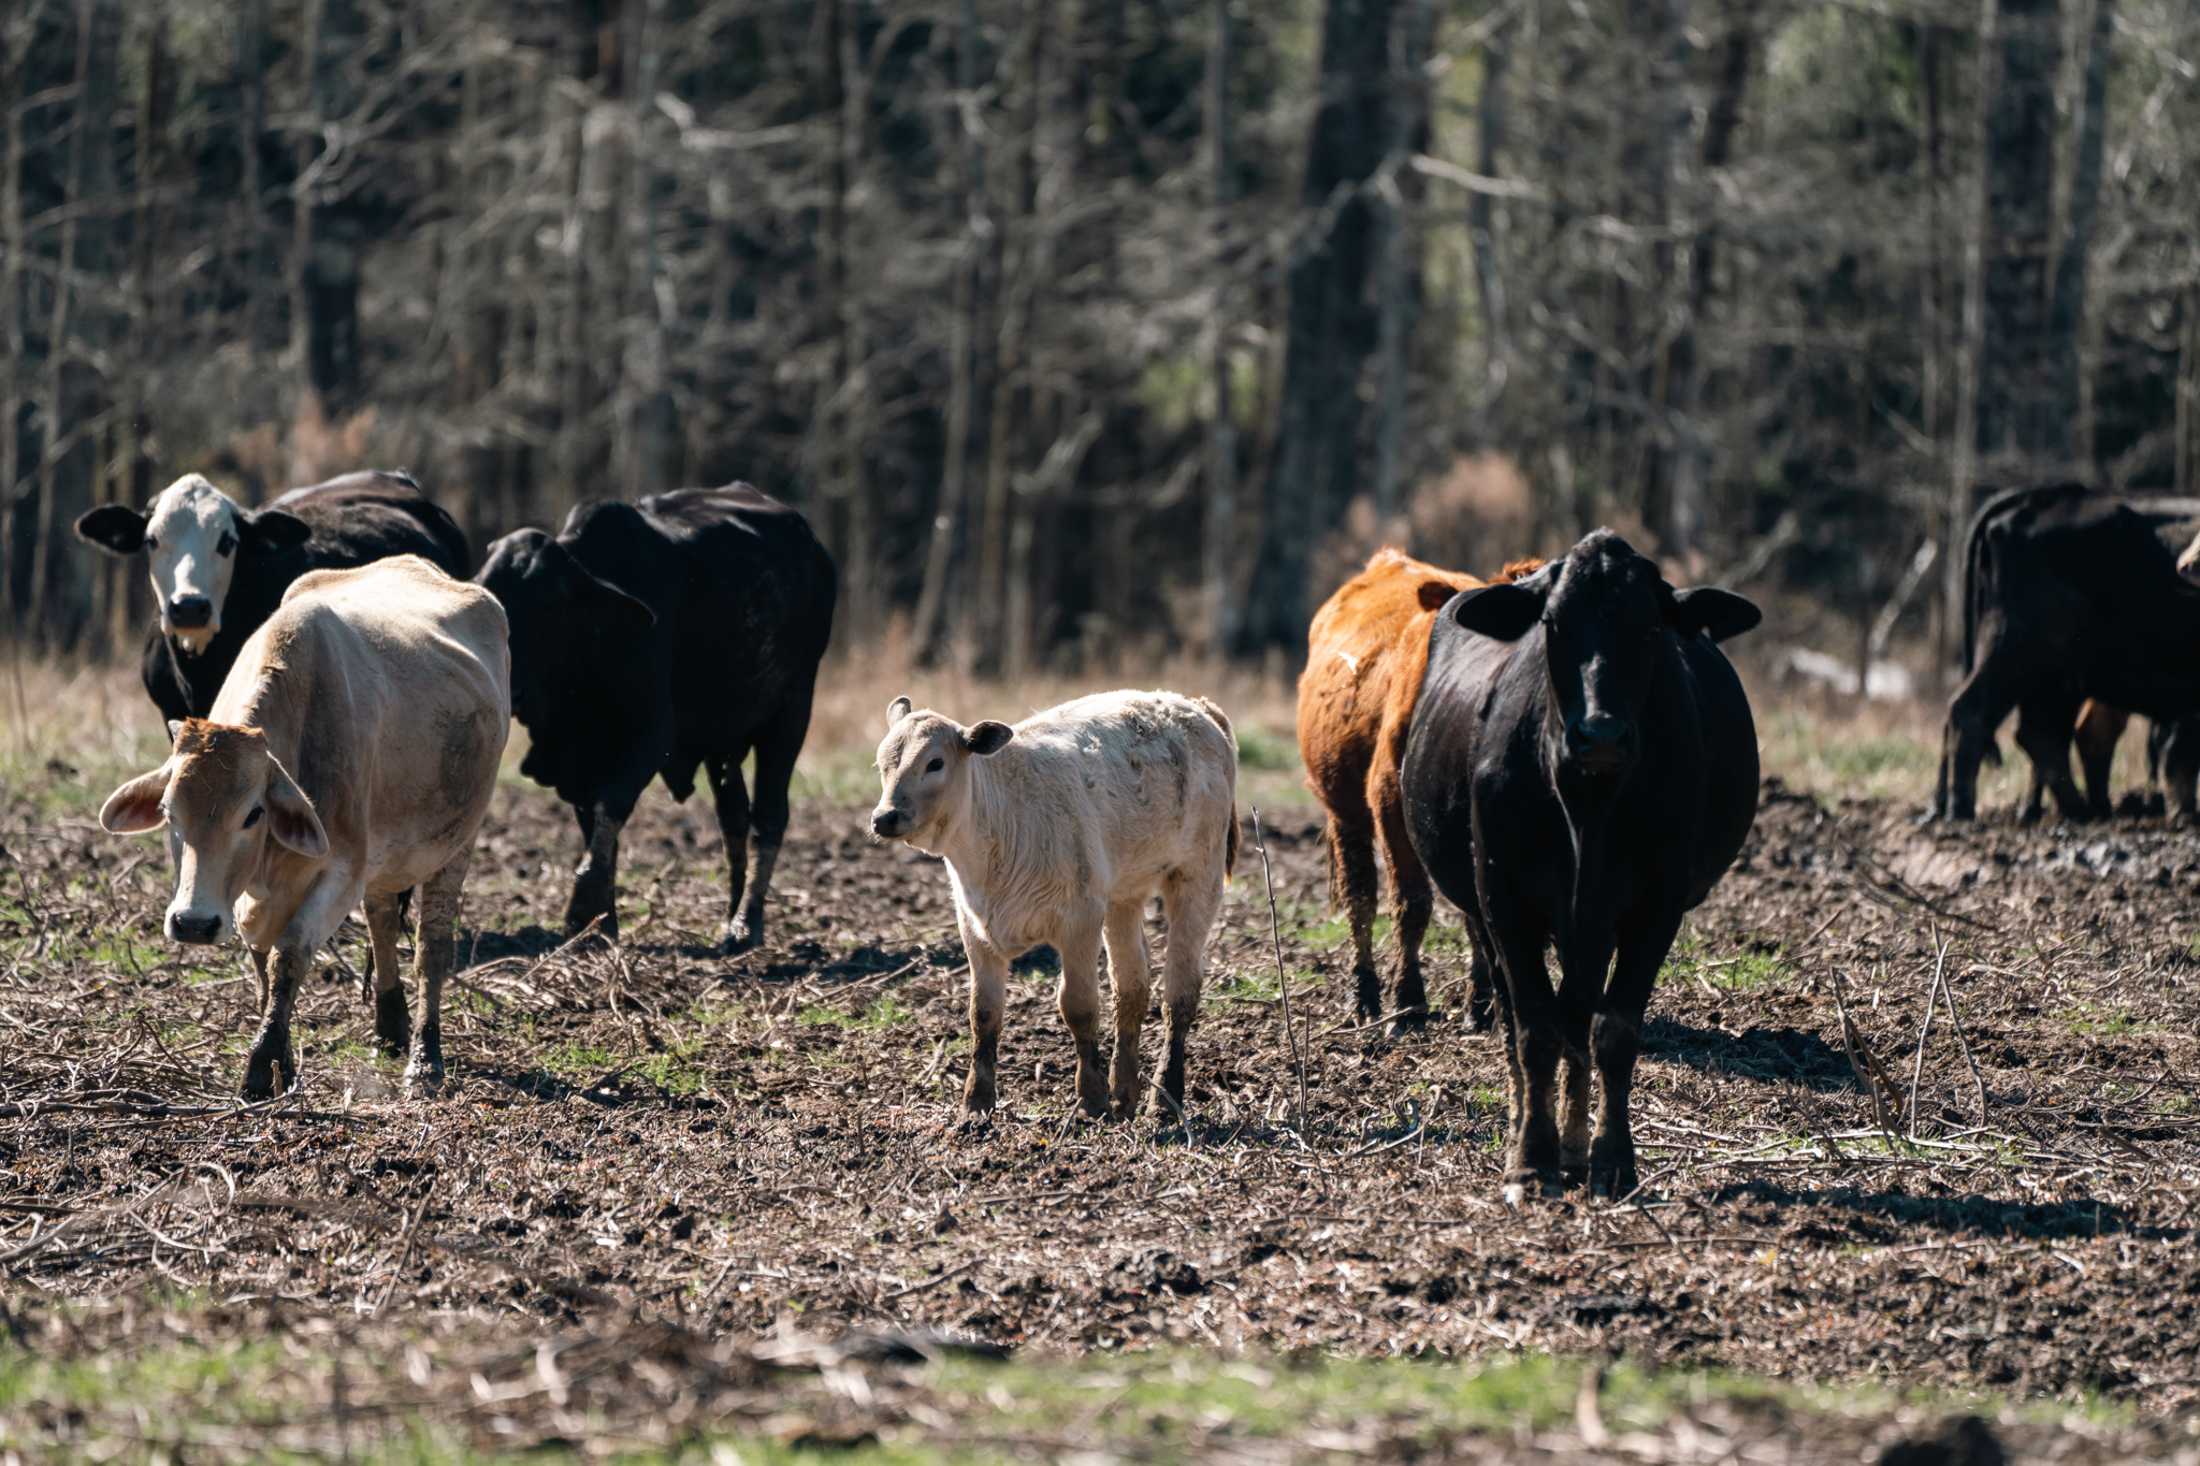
<box><xmin>59</xmin><ymin>470</ymin><xmax>2200</xmax><ymax>1199</ymax></box>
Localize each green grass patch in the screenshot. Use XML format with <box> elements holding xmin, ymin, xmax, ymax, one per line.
<box><xmin>795</xmin><ymin>994</ymin><xmax>913</xmax><ymax>1031</ymax></box>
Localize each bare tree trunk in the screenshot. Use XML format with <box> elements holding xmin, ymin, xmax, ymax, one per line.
<box><xmin>1920</xmin><ymin>21</ymin><xmax>1958</xmax><ymax>681</ymax></box>
<box><xmin>113</xmin><ymin>5</ymin><xmax>169</xmax><ymax>652</ymax></box>
<box><xmin>836</xmin><ymin>0</ymin><xmax>876</xmax><ymax>641</ymax></box>
<box><xmin>1975</xmin><ymin>0</ymin><xmax>2066</xmax><ymax>475</ymax></box>
<box><xmin>619</xmin><ymin>0</ymin><xmax>676</xmax><ymax>497</ymax></box>
<box><xmin>236</xmin><ymin>0</ymin><xmax>269</xmax><ymax>348</ymax></box>
<box><xmin>1201</xmin><ymin>0</ymin><xmax>1237</xmax><ymax>653</ymax></box>
<box><xmin>2049</xmin><ymin>0</ymin><xmax>2112</xmax><ymax>477</ymax></box>
<box><xmin>2180</xmin><ymin>284</ymin><xmax>2199</xmax><ymax>497</ymax></box>
<box><xmin>1946</xmin><ymin>0</ymin><xmax>2000</xmax><ymax>678</ymax></box>
<box><xmin>912</xmin><ymin>0</ymin><xmax>988</xmax><ymax>662</ymax></box>
<box><xmin>0</xmin><ymin>13</ymin><xmax>24</xmax><ymax>632</ymax></box>
<box><xmin>1466</xmin><ymin>9</ymin><xmax>1510</xmax><ymax>436</ymax></box>
<box><xmin>1370</xmin><ymin>0</ymin><xmax>1432</xmax><ymax>519</ymax></box>
<box><xmin>291</xmin><ymin>0</ymin><xmax>363</xmax><ymax>410</ymax></box>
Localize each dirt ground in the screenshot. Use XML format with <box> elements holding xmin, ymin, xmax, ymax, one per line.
<box><xmin>8</xmin><ymin>736</ymin><xmax>2200</xmax><ymax>1455</ymax></box>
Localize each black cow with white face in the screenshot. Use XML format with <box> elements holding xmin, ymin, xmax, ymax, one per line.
<box><xmin>474</xmin><ymin>484</ymin><xmax>836</xmax><ymax>951</ymax></box>
<box><xmin>76</xmin><ymin>470</ymin><xmax>471</xmax><ymax>722</ymax></box>
<box><xmin>1402</xmin><ymin>530</ymin><xmax>1760</xmax><ymax>1202</ymax></box>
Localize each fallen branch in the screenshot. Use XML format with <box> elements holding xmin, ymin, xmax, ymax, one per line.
<box><xmin>1249</xmin><ymin>808</ymin><xmax>1310</xmax><ymax>1135</ymax></box>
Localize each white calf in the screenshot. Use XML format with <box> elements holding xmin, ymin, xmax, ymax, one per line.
<box><xmin>871</xmin><ymin>690</ymin><xmax>1239</xmax><ymax>1120</ymax></box>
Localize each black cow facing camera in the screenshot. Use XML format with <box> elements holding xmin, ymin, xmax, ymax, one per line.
<box><xmin>475</xmin><ymin>484</ymin><xmax>836</xmax><ymax>952</ymax></box>
<box><xmin>1403</xmin><ymin>530</ymin><xmax>1761</xmax><ymax>1202</ymax></box>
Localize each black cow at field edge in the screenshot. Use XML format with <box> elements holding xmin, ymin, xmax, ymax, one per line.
<box><xmin>75</xmin><ymin>470</ymin><xmax>471</xmax><ymax>722</ymax></box>
<box><xmin>1935</xmin><ymin>482</ymin><xmax>2200</xmax><ymax>822</ymax></box>
<box><xmin>1403</xmin><ymin>530</ymin><xmax>1760</xmax><ymax>1201</ymax></box>
<box><xmin>474</xmin><ymin>484</ymin><xmax>836</xmax><ymax>950</ymax></box>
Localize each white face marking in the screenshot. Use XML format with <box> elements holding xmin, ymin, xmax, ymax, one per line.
<box><xmin>143</xmin><ymin>475</ymin><xmax>244</xmax><ymax>651</ymax></box>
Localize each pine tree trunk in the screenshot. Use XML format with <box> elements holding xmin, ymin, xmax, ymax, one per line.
<box><xmin>1201</xmin><ymin>0</ymin><xmax>1237</xmax><ymax>653</ymax></box>
<box><xmin>1974</xmin><ymin>0</ymin><xmax>2065</xmax><ymax>476</ymax></box>
<box><xmin>2049</xmin><ymin>0</ymin><xmax>2112</xmax><ymax>477</ymax></box>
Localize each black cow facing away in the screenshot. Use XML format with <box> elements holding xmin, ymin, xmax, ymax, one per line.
<box><xmin>1935</xmin><ymin>483</ymin><xmax>2200</xmax><ymax>821</ymax></box>
<box><xmin>475</xmin><ymin>484</ymin><xmax>836</xmax><ymax>950</ymax></box>
<box><xmin>76</xmin><ymin>470</ymin><xmax>470</xmax><ymax>722</ymax></box>
<box><xmin>1403</xmin><ymin>530</ymin><xmax>1760</xmax><ymax>1201</ymax></box>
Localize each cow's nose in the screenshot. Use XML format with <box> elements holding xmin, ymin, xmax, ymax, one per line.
<box><xmin>1572</xmin><ymin>712</ymin><xmax>1628</xmax><ymax>746</ymax></box>
<box><xmin>870</xmin><ymin>808</ymin><xmax>904</xmax><ymax>838</ymax></box>
<box><xmin>168</xmin><ymin>594</ymin><xmax>213</xmax><ymax>629</ymax></box>
<box><xmin>166</xmin><ymin>909</ymin><xmax>224</xmax><ymax>945</ymax></box>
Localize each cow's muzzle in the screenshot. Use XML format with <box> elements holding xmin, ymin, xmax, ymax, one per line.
<box><xmin>1563</xmin><ymin>713</ymin><xmax>1634</xmax><ymax>775</ymax></box>
<box><xmin>166</xmin><ymin>908</ymin><xmax>227</xmax><ymax>945</ymax></box>
<box><xmin>869</xmin><ymin>808</ymin><xmax>907</xmax><ymax>839</ymax></box>
<box><xmin>167</xmin><ymin>594</ymin><xmax>213</xmax><ymax>630</ymax></box>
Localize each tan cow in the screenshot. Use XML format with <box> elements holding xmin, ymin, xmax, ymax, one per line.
<box><xmin>870</xmin><ymin>690</ymin><xmax>1238</xmax><ymax>1121</ymax></box>
<box><xmin>99</xmin><ymin>555</ymin><xmax>511</xmax><ymax>1098</ymax></box>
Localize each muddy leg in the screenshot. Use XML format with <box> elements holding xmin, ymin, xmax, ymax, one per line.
<box><xmin>733</xmin><ymin>692</ymin><xmax>813</xmax><ymax>951</ymax></box>
<box><xmin>1057</xmin><ymin>917</ymin><xmax>1108</xmax><ymax>1120</ymax></box>
<box><xmin>1588</xmin><ymin>910</ymin><xmax>1684</xmax><ymax>1199</ymax></box>
<box><xmin>2014</xmin><ymin>692</ymin><xmax>2089</xmax><ymax>822</ymax></box>
<box><xmin>242</xmin><ymin>946</ymin><xmax>306</xmax><ymax>1101</ymax></box>
<box><xmin>2073</xmin><ymin>701</ymin><xmax>2127</xmax><ymax>819</ymax></box>
<box><xmin>705</xmin><ymin>754</ymin><xmax>754</xmax><ymax>950</ymax></box>
<box><xmin>1103</xmin><ymin>899</ymin><xmax>1154</xmax><ymax>1119</ymax></box>
<box><xmin>365</xmin><ymin>892</ymin><xmax>409</xmax><ymax>1056</ymax></box>
<box><xmin>1488</xmin><ymin>910</ymin><xmax>1562</xmax><ymax>1200</ymax></box>
<box><xmin>564</xmin><ymin>802</ymin><xmax>625</xmax><ymax>940</ymax></box>
<box><xmin>1327</xmin><ymin>815</ymin><xmax>1383</xmax><ymax>1023</ymax></box>
<box><xmin>404</xmin><ymin>857</ymin><xmax>468</xmax><ymax>1095</ymax></box>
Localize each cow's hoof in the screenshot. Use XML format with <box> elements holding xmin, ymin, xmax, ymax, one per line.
<box><xmin>961</xmin><ymin>1071</ymin><xmax>997</xmax><ymax>1116</ymax></box>
<box><xmin>722</xmin><ymin>915</ymin><xmax>761</xmax><ymax>953</ymax></box>
<box><xmin>1500</xmin><ymin>1166</ymin><xmax>1564</xmax><ymax>1208</ymax></box>
<box><xmin>563</xmin><ymin>903</ymin><xmax>617</xmax><ymax>944</ymax></box>
<box><xmin>403</xmin><ymin>1059</ymin><xmax>446</xmax><ymax>1096</ymax></box>
<box><xmin>1465</xmin><ymin>1002</ymin><xmax>1496</xmax><ymax>1036</ymax></box>
<box><xmin>1386</xmin><ymin>1006</ymin><xmax>1430</xmax><ymax>1039</ymax></box>
<box><xmin>240</xmin><ymin>1047</ymin><xmax>295</xmax><ymax>1102</ymax></box>
<box><xmin>1588</xmin><ymin>1140</ymin><xmax>1639</xmax><ymax>1199</ymax></box>
<box><xmin>374</xmin><ymin>990</ymin><xmax>411</xmax><ymax>1058</ymax></box>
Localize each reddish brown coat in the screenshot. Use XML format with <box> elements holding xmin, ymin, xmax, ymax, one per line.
<box><xmin>1297</xmin><ymin>548</ymin><xmax>1539</xmax><ymax>1027</ymax></box>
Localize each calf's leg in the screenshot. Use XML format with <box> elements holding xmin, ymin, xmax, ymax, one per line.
<box><xmin>404</xmin><ymin>856</ymin><xmax>470</xmax><ymax>1094</ymax></box>
<box><xmin>1489</xmin><ymin>913</ymin><xmax>1563</xmax><ymax>1200</ymax></box>
<box><xmin>1372</xmin><ymin>775</ymin><xmax>1434</xmax><ymax>1035</ymax></box>
<box><xmin>2073</xmin><ymin>701</ymin><xmax>2127</xmax><ymax>819</ymax></box>
<box><xmin>2014</xmin><ymin>692</ymin><xmax>2088</xmax><ymax>822</ymax></box>
<box><xmin>1056</xmin><ymin>916</ymin><xmax>1109</xmax><ymax>1120</ymax></box>
<box><xmin>1157</xmin><ymin>863</ymin><xmax>1224</xmax><ymax>1118</ymax></box>
<box><xmin>241</xmin><ymin>870</ymin><xmax>357</xmax><ymax>1100</ymax></box>
<box><xmin>960</xmin><ymin>916</ymin><xmax>1008</xmax><ymax>1116</ymax></box>
<box><xmin>705</xmin><ymin>753</ymin><xmax>755</xmax><ymax>949</ymax></box>
<box><xmin>364</xmin><ymin>892</ymin><xmax>409</xmax><ymax>1056</ymax></box>
<box><xmin>1103</xmin><ymin>899</ymin><xmax>1154</xmax><ymax>1119</ymax></box>
<box><xmin>1937</xmin><ymin>650</ymin><xmax>2019</xmax><ymax>822</ymax></box>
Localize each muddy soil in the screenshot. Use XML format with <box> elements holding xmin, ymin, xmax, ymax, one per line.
<box><xmin>6</xmin><ymin>770</ymin><xmax>2200</xmax><ymax>1411</ymax></box>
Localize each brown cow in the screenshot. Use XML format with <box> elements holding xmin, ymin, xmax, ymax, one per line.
<box><xmin>1298</xmin><ymin>548</ymin><xmax>1536</xmax><ymax>1033</ymax></box>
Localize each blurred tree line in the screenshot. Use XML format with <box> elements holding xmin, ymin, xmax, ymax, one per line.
<box><xmin>1</xmin><ymin>0</ymin><xmax>2196</xmax><ymax>673</ymax></box>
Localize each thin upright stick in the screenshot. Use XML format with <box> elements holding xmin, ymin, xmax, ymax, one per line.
<box><xmin>1905</xmin><ymin>926</ymin><xmax>1948</xmax><ymax>1135</ymax></box>
<box><xmin>1250</xmin><ymin>807</ymin><xmax>1310</xmax><ymax>1135</ymax></box>
<box><xmin>1929</xmin><ymin>933</ymin><xmax>1989</xmax><ymax>1127</ymax></box>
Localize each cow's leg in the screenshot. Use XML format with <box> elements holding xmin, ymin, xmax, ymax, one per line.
<box><xmin>733</xmin><ymin>696</ymin><xmax>811</xmax><ymax>951</ymax></box>
<box><xmin>1940</xmin><ymin>656</ymin><xmax>2018</xmax><ymax>822</ymax></box>
<box><xmin>1494</xmin><ymin>916</ymin><xmax>1564</xmax><ymax>1200</ymax></box>
<box><xmin>2014</xmin><ymin>690</ymin><xmax>2088</xmax><ymax>821</ymax></box>
<box><xmin>1327</xmin><ymin>812</ymin><xmax>1382</xmax><ymax>1023</ymax></box>
<box><xmin>960</xmin><ymin>914</ymin><xmax>1008</xmax><ymax>1117</ymax></box>
<box><xmin>364</xmin><ymin>891</ymin><xmax>409</xmax><ymax>1057</ymax></box>
<box><xmin>2073</xmin><ymin>701</ymin><xmax>2127</xmax><ymax>819</ymax></box>
<box><xmin>1371</xmin><ymin>773</ymin><xmax>1433</xmax><ymax>1035</ymax></box>
<box><xmin>704</xmin><ymin>753</ymin><xmax>757</xmax><ymax>950</ymax></box>
<box><xmin>1103</xmin><ymin>898</ymin><xmax>1154</xmax><ymax>1119</ymax></box>
<box><xmin>241</xmin><ymin>871</ymin><xmax>356</xmax><ymax>1101</ymax></box>
<box><xmin>2165</xmin><ymin>724</ymin><xmax>2200</xmax><ymax>823</ymax></box>
<box><xmin>1156</xmin><ymin>861</ymin><xmax>1224</xmax><ymax>1119</ymax></box>
<box><xmin>564</xmin><ymin>800</ymin><xmax>625</xmax><ymax>940</ymax></box>
<box><xmin>1552</xmin><ymin>926</ymin><xmax>1615</xmax><ymax>1179</ymax></box>
<box><xmin>1587</xmin><ymin>907</ymin><xmax>1687</xmax><ymax>1199</ymax></box>
<box><xmin>1458</xmin><ymin>904</ymin><xmax>1499</xmax><ymax>1035</ymax></box>
<box><xmin>404</xmin><ymin>856</ymin><xmax>470</xmax><ymax>1095</ymax></box>
<box><xmin>1057</xmin><ymin>913</ymin><xmax>1109</xmax><ymax>1120</ymax></box>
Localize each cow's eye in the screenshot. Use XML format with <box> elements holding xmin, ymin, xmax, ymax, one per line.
<box><xmin>144</xmin><ymin>533</ymin><xmax>158</xmax><ymax>550</ymax></box>
<box><xmin>925</xmin><ymin>757</ymin><xmax>944</xmax><ymax>774</ymax></box>
<box><xmin>242</xmin><ymin>806</ymin><xmax>263</xmax><ymax>830</ymax></box>
<box><xmin>216</xmin><ymin>531</ymin><xmax>237</xmax><ymax>556</ymax></box>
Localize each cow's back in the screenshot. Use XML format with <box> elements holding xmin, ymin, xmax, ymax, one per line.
<box><xmin>234</xmin><ymin>558</ymin><xmax>510</xmax><ymax>875</ymax></box>
<box><xmin>273</xmin><ymin>471</ymin><xmax>472</xmax><ymax>578</ymax></box>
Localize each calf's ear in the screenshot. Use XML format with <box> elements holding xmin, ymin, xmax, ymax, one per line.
<box><xmin>885</xmin><ymin>695</ymin><xmax>913</xmax><ymax>728</ymax></box>
<box><xmin>76</xmin><ymin>504</ymin><xmax>149</xmax><ymax>555</ymax></box>
<box><xmin>264</xmin><ymin>758</ymin><xmax>330</xmax><ymax>859</ymax></box>
<box><xmin>1665</xmin><ymin>586</ymin><xmax>1761</xmax><ymax>643</ymax></box>
<box><xmin>1450</xmin><ymin>583</ymin><xmax>1543</xmax><ymax>642</ymax></box>
<box><xmin>245</xmin><ymin>508</ymin><xmax>313</xmax><ymax>551</ymax></box>
<box><xmin>1416</xmin><ymin>579</ymin><xmax>1458</xmax><ymax>613</ymax></box>
<box><xmin>963</xmin><ymin>721</ymin><xmax>1014</xmax><ymax>756</ymax></box>
<box><xmin>100</xmin><ymin>764</ymin><xmax>173</xmax><ymax>834</ymax></box>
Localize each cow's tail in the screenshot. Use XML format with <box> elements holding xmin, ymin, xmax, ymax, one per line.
<box><xmin>1192</xmin><ymin>695</ymin><xmax>1241</xmax><ymax>879</ymax></box>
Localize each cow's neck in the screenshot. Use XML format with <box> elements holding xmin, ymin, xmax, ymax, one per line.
<box><xmin>929</xmin><ymin>759</ymin><xmax>1013</xmax><ymax>879</ymax></box>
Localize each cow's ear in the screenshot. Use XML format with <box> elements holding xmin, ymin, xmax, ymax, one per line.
<box><xmin>574</xmin><ymin>565</ymin><xmax>657</xmax><ymax>632</ymax></box>
<box><xmin>886</xmin><ymin>695</ymin><xmax>913</xmax><ymax>728</ymax></box>
<box><xmin>99</xmin><ymin>764</ymin><xmax>173</xmax><ymax>834</ymax></box>
<box><xmin>264</xmin><ymin>757</ymin><xmax>330</xmax><ymax>859</ymax></box>
<box><xmin>1665</xmin><ymin>586</ymin><xmax>1761</xmax><ymax>643</ymax></box>
<box><xmin>963</xmin><ymin>721</ymin><xmax>1014</xmax><ymax>756</ymax></box>
<box><xmin>1416</xmin><ymin>580</ymin><xmax>1457</xmax><ymax>613</ymax></box>
<box><xmin>76</xmin><ymin>504</ymin><xmax>149</xmax><ymax>555</ymax></box>
<box><xmin>165</xmin><ymin>719</ymin><xmax>185</xmax><ymax>744</ymax></box>
<box><xmin>1450</xmin><ymin>583</ymin><xmax>1543</xmax><ymax>642</ymax></box>
<box><xmin>245</xmin><ymin>508</ymin><xmax>312</xmax><ymax>551</ymax></box>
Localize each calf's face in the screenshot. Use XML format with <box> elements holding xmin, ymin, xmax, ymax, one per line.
<box><xmin>870</xmin><ymin>696</ymin><xmax>1013</xmax><ymax>841</ymax></box>
<box><xmin>98</xmin><ymin>721</ymin><xmax>330</xmax><ymax>945</ymax></box>
<box><xmin>74</xmin><ymin>475</ymin><xmax>311</xmax><ymax>652</ymax></box>
<box><xmin>1451</xmin><ymin>530</ymin><xmax>1759</xmax><ymax>781</ymax></box>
